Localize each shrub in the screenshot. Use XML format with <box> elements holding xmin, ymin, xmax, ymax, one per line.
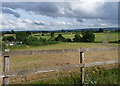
<box><xmin>24</xmin><ymin>36</ymin><xmax>57</xmax><ymax>46</ymax></box>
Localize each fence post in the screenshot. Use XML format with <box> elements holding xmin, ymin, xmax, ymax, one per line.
<box><xmin>3</xmin><ymin>56</ymin><xmax>9</xmax><ymax>86</ymax></box>
<box><xmin>80</xmin><ymin>51</ymin><xmax>84</xmax><ymax>84</ymax></box>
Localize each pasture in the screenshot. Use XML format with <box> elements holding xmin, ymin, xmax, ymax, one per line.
<box><xmin>32</xmin><ymin>32</ymin><xmax>118</xmax><ymax>43</ymax></box>
<box><xmin>6</xmin><ymin>49</ymin><xmax>118</xmax><ymax>71</ymax></box>
<box><xmin>4</xmin><ymin>32</ymin><xmax>119</xmax><ymax>51</ymax></box>
<box><xmin>6</xmin><ymin>42</ymin><xmax>117</xmax><ymax>51</ymax></box>
<box><xmin>2</xmin><ymin>31</ymin><xmax>119</xmax><ymax>84</ymax></box>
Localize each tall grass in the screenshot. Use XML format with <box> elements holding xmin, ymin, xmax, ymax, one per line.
<box><xmin>29</xmin><ymin>66</ymin><xmax>119</xmax><ymax>84</ymax></box>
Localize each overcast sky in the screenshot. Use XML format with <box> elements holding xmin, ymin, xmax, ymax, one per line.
<box><xmin>0</xmin><ymin>0</ymin><xmax>118</xmax><ymax>31</ymax></box>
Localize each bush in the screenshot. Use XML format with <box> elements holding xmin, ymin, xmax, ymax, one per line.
<box><xmin>24</xmin><ymin>36</ymin><xmax>57</xmax><ymax>46</ymax></box>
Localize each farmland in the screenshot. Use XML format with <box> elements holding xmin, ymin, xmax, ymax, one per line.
<box><xmin>2</xmin><ymin>31</ymin><xmax>119</xmax><ymax>51</ymax></box>
<box><xmin>1</xmin><ymin>31</ymin><xmax>119</xmax><ymax>84</ymax></box>
<box><xmin>8</xmin><ymin>50</ymin><xmax>118</xmax><ymax>71</ymax></box>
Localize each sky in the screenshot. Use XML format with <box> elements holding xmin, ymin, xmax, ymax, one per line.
<box><xmin>0</xmin><ymin>0</ymin><xmax>119</xmax><ymax>31</ymax></box>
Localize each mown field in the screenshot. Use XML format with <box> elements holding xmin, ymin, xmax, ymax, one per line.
<box><xmin>6</xmin><ymin>50</ymin><xmax>118</xmax><ymax>71</ymax></box>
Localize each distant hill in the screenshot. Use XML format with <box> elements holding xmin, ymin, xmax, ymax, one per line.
<box><xmin>53</xmin><ymin>27</ymin><xmax>119</xmax><ymax>32</ymax></box>
<box><xmin>1</xmin><ymin>27</ymin><xmax>119</xmax><ymax>33</ymax></box>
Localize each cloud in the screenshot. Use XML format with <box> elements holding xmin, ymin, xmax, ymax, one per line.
<box><xmin>2</xmin><ymin>7</ymin><xmax>20</xmax><ymax>18</ymax></box>
<box><xmin>34</xmin><ymin>20</ymin><xmax>44</xmax><ymax>25</ymax></box>
<box><xmin>1</xmin><ymin>1</ymin><xmax>118</xmax><ymax>31</ymax></box>
<box><xmin>22</xmin><ymin>19</ymin><xmax>32</xmax><ymax>23</ymax></box>
<box><xmin>2</xmin><ymin>2</ymin><xmax>118</xmax><ymax>20</ymax></box>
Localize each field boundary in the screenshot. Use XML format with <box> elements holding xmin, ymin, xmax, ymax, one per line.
<box><xmin>3</xmin><ymin>59</ymin><xmax>119</xmax><ymax>77</ymax></box>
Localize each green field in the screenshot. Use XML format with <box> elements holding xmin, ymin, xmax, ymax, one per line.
<box><xmin>32</xmin><ymin>32</ymin><xmax>118</xmax><ymax>43</ymax></box>
<box><xmin>3</xmin><ymin>32</ymin><xmax>119</xmax><ymax>51</ymax></box>
<box><xmin>107</xmin><ymin>32</ymin><xmax>119</xmax><ymax>42</ymax></box>
<box><xmin>32</xmin><ymin>32</ymin><xmax>75</xmax><ymax>40</ymax></box>
<box><xmin>6</xmin><ymin>42</ymin><xmax>115</xmax><ymax>51</ymax></box>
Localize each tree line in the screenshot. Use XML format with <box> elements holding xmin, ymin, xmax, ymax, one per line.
<box><xmin>3</xmin><ymin>30</ymin><xmax>95</xmax><ymax>46</ymax></box>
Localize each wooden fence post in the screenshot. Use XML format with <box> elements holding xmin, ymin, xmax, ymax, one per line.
<box><xmin>3</xmin><ymin>56</ymin><xmax>9</xmax><ymax>86</ymax></box>
<box><xmin>80</xmin><ymin>51</ymin><xmax>84</xmax><ymax>84</ymax></box>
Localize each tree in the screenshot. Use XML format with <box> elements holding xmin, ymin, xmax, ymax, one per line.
<box><xmin>26</xmin><ymin>31</ymin><xmax>31</xmax><ymax>35</ymax></box>
<box><xmin>73</xmin><ymin>33</ymin><xmax>82</xmax><ymax>42</ymax></box>
<box><xmin>11</xmin><ymin>30</ymin><xmax>15</xmax><ymax>34</ymax></box>
<box><xmin>5</xmin><ymin>31</ymin><xmax>11</xmax><ymax>34</ymax></box>
<box><xmin>55</xmin><ymin>34</ymin><xmax>66</xmax><ymax>42</ymax></box>
<box><xmin>16</xmin><ymin>31</ymin><xmax>28</xmax><ymax>42</ymax></box>
<box><xmin>66</xmin><ymin>38</ymin><xmax>72</xmax><ymax>42</ymax></box>
<box><xmin>7</xmin><ymin>36</ymin><xmax>15</xmax><ymax>41</ymax></box>
<box><xmin>2</xmin><ymin>36</ymin><xmax>8</xmax><ymax>41</ymax></box>
<box><xmin>50</xmin><ymin>31</ymin><xmax>54</xmax><ymax>37</ymax></box>
<box><xmin>99</xmin><ymin>28</ymin><xmax>104</xmax><ymax>32</ymax></box>
<box><xmin>42</xmin><ymin>33</ymin><xmax>44</xmax><ymax>36</ymax></box>
<box><xmin>61</xmin><ymin>29</ymin><xmax>65</xmax><ymax>32</ymax></box>
<box><xmin>82</xmin><ymin>31</ymin><xmax>95</xmax><ymax>42</ymax></box>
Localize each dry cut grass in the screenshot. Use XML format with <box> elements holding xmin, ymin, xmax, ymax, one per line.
<box><xmin>7</xmin><ymin>50</ymin><xmax>118</xmax><ymax>71</ymax></box>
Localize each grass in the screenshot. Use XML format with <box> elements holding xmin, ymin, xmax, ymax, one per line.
<box><xmin>4</xmin><ymin>34</ymin><xmax>16</xmax><ymax>37</ymax></box>
<box><xmin>107</xmin><ymin>32</ymin><xmax>119</xmax><ymax>42</ymax></box>
<box><xmin>28</xmin><ymin>65</ymin><xmax>119</xmax><ymax>84</ymax></box>
<box><xmin>94</xmin><ymin>33</ymin><xmax>107</xmax><ymax>43</ymax></box>
<box><xmin>7</xmin><ymin>50</ymin><xmax>118</xmax><ymax>71</ymax></box>
<box><xmin>6</xmin><ymin>42</ymin><xmax>116</xmax><ymax>51</ymax></box>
